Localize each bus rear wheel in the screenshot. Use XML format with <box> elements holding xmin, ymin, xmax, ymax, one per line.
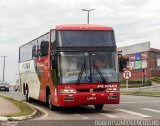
<box><xmin>94</xmin><ymin>104</ymin><xmax>104</xmax><ymax>111</ymax></box>
<box><xmin>47</xmin><ymin>93</ymin><xmax>58</xmax><ymax>111</ymax></box>
<box><xmin>25</xmin><ymin>87</ymin><xmax>31</xmax><ymax>102</ymax></box>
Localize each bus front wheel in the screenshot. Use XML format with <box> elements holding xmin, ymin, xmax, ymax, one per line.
<box><xmin>47</xmin><ymin>93</ymin><xmax>58</xmax><ymax>111</ymax></box>
<box><xmin>94</xmin><ymin>104</ymin><xmax>104</xmax><ymax>111</ymax></box>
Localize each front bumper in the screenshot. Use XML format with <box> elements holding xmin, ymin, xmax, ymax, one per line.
<box><xmin>57</xmin><ymin>92</ymin><xmax>120</xmax><ymax>107</ymax></box>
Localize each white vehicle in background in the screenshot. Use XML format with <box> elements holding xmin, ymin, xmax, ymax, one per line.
<box><xmin>14</xmin><ymin>80</ymin><xmax>20</xmax><ymax>92</ymax></box>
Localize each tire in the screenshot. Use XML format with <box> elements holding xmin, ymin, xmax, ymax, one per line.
<box><xmin>47</xmin><ymin>93</ymin><xmax>57</xmax><ymax>111</ymax></box>
<box><xmin>94</xmin><ymin>104</ymin><xmax>104</xmax><ymax>111</ymax></box>
<box><xmin>25</xmin><ymin>87</ymin><xmax>31</xmax><ymax>102</ymax></box>
<box><xmin>18</xmin><ymin>86</ymin><xmax>20</xmax><ymax>92</ymax></box>
<box><xmin>23</xmin><ymin>84</ymin><xmax>26</xmax><ymax>95</ymax></box>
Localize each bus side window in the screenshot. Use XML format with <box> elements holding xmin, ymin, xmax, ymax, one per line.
<box><xmin>32</xmin><ymin>45</ymin><xmax>37</xmax><ymax>59</ymax></box>
<box><xmin>40</xmin><ymin>41</ymin><xmax>49</xmax><ymax>57</ymax></box>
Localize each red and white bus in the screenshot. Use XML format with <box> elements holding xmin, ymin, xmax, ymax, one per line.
<box><xmin>19</xmin><ymin>24</ymin><xmax>120</xmax><ymax>110</ymax></box>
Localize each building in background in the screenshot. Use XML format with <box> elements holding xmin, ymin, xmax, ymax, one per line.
<box><xmin>118</xmin><ymin>42</ymin><xmax>160</xmax><ymax>80</ymax></box>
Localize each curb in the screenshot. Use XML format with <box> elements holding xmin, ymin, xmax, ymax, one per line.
<box><xmin>0</xmin><ymin>109</ymin><xmax>36</xmax><ymax>121</ymax></box>
<box><xmin>0</xmin><ymin>96</ymin><xmax>37</xmax><ymax>121</ymax></box>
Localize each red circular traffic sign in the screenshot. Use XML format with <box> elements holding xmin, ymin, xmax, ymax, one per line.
<box><xmin>123</xmin><ymin>70</ymin><xmax>131</xmax><ymax>80</ymax></box>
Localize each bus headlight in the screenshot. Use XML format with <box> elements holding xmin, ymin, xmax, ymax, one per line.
<box><xmin>113</xmin><ymin>87</ymin><xmax>118</xmax><ymax>91</ymax></box>
<box><xmin>106</xmin><ymin>87</ymin><xmax>119</xmax><ymax>92</ymax></box>
<box><xmin>59</xmin><ymin>89</ymin><xmax>77</xmax><ymax>94</ymax></box>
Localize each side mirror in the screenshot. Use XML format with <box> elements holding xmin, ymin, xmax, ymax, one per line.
<box><xmin>118</xmin><ymin>54</ymin><xmax>127</xmax><ymax>72</ymax></box>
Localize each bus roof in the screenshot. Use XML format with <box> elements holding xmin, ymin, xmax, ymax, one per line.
<box><xmin>55</xmin><ymin>24</ymin><xmax>113</xmax><ymax>31</ymax></box>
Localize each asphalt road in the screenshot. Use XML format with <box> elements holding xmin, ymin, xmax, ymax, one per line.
<box><xmin>1</xmin><ymin>87</ymin><xmax>160</xmax><ymax>126</ymax></box>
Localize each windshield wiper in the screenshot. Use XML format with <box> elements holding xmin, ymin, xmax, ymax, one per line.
<box><xmin>93</xmin><ymin>64</ymin><xmax>108</xmax><ymax>84</ymax></box>
<box><xmin>76</xmin><ymin>64</ymin><xmax>85</xmax><ymax>85</ymax></box>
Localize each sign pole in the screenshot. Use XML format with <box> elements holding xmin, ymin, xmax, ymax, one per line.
<box><xmin>126</xmin><ymin>79</ymin><xmax>128</xmax><ymax>90</ymax></box>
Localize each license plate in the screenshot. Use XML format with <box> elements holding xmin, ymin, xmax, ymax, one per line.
<box><xmin>87</xmin><ymin>96</ymin><xmax>96</xmax><ymax>100</ymax></box>
<box><xmin>108</xmin><ymin>95</ymin><xmax>118</xmax><ymax>99</ymax></box>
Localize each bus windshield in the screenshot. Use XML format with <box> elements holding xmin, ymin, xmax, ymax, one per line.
<box><xmin>58</xmin><ymin>52</ymin><xmax>119</xmax><ymax>84</ymax></box>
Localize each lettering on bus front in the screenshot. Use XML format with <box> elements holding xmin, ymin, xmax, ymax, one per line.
<box><xmin>97</xmin><ymin>84</ymin><xmax>117</xmax><ymax>88</ymax></box>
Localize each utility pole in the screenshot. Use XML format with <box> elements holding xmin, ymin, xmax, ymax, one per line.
<box><xmin>1</xmin><ymin>56</ymin><xmax>7</xmax><ymax>81</ymax></box>
<box><xmin>82</xmin><ymin>9</ymin><xmax>95</xmax><ymax>24</ymax></box>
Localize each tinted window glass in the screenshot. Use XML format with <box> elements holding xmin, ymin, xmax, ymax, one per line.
<box><xmin>19</xmin><ymin>33</ymin><xmax>49</xmax><ymax>62</ymax></box>
<box><xmin>20</xmin><ymin>43</ymin><xmax>32</xmax><ymax>62</ymax></box>
<box><xmin>57</xmin><ymin>30</ymin><xmax>115</xmax><ymax>47</ymax></box>
<box><xmin>40</xmin><ymin>34</ymin><xmax>49</xmax><ymax>57</ymax></box>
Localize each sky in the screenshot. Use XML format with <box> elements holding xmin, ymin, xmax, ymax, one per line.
<box><xmin>1</xmin><ymin>0</ymin><xmax>160</xmax><ymax>84</ymax></box>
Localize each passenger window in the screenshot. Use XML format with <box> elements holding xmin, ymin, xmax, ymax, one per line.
<box><xmin>40</xmin><ymin>41</ymin><xmax>49</xmax><ymax>56</ymax></box>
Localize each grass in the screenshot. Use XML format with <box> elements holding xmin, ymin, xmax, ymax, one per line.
<box><xmin>120</xmin><ymin>79</ymin><xmax>152</xmax><ymax>88</ymax></box>
<box><xmin>120</xmin><ymin>83</ymin><xmax>142</xmax><ymax>88</ymax></box>
<box><xmin>0</xmin><ymin>95</ymin><xmax>35</xmax><ymax>117</ymax></box>
<box><xmin>121</xmin><ymin>90</ymin><xmax>160</xmax><ymax>96</ymax></box>
<box><xmin>152</xmin><ymin>77</ymin><xmax>160</xmax><ymax>83</ymax></box>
